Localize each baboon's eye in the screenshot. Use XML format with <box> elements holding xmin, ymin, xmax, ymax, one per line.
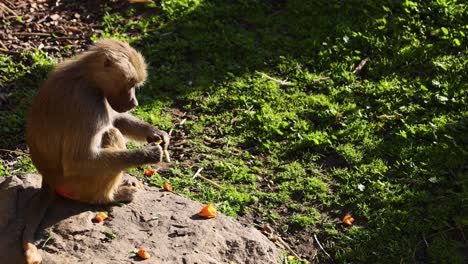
<box><xmin>129</xmin><ymin>77</ymin><xmax>137</xmax><ymax>86</ymax></box>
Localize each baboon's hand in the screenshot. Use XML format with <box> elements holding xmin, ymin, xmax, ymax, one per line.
<box><xmin>144</xmin><ymin>144</ymin><xmax>163</xmax><ymax>163</ymax></box>
<box><xmin>146</xmin><ymin>128</ymin><xmax>170</xmax><ymax>150</ymax></box>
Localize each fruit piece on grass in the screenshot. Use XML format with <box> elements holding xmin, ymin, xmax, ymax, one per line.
<box><xmin>198</xmin><ymin>203</ymin><xmax>217</xmax><ymax>218</ymax></box>
<box><xmin>95</xmin><ymin>212</ymin><xmax>108</xmax><ymax>222</ymax></box>
<box><xmin>342</xmin><ymin>215</ymin><xmax>355</xmax><ymax>226</ymax></box>
<box><xmin>137</xmin><ymin>248</ymin><xmax>151</xmax><ymax>259</ymax></box>
<box><xmin>143</xmin><ymin>168</ymin><xmax>155</xmax><ymax>176</ymax></box>
<box><xmin>163</xmin><ymin>182</ymin><xmax>173</xmax><ymax>192</ymax></box>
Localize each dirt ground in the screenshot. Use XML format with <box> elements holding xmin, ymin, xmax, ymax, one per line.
<box><xmin>0</xmin><ymin>174</ymin><xmax>281</xmax><ymax>263</ymax></box>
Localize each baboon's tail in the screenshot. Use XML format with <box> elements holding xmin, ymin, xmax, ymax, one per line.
<box><xmin>22</xmin><ymin>186</ymin><xmax>56</xmax><ymax>264</ymax></box>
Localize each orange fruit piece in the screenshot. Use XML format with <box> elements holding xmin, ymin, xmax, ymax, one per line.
<box><xmin>143</xmin><ymin>168</ymin><xmax>155</xmax><ymax>176</ymax></box>
<box><xmin>198</xmin><ymin>204</ymin><xmax>217</xmax><ymax>218</ymax></box>
<box><xmin>137</xmin><ymin>248</ymin><xmax>151</xmax><ymax>259</ymax></box>
<box><xmin>95</xmin><ymin>212</ymin><xmax>108</xmax><ymax>222</ymax></box>
<box><xmin>163</xmin><ymin>182</ymin><xmax>173</xmax><ymax>192</ymax></box>
<box><xmin>342</xmin><ymin>214</ymin><xmax>355</xmax><ymax>226</ymax></box>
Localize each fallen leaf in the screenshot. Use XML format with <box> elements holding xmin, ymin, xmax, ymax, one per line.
<box><xmin>163</xmin><ymin>182</ymin><xmax>173</xmax><ymax>192</ymax></box>
<box><xmin>95</xmin><ymin>212</ymin><xmax>108</xmax><ymax>223</ymax></box>
<box><xmin>143</xmin><ymin>168</ymin><xmax>155</xmax><ymax>177</ymax></box>
<box><xmin>198</xmin><ymin>204</ymin><xmax>217</xmax><ymax>218</ymax></box>
<box><xmin>137</xmin><ymin>248</ymin><xmax>151</xmax><ymax>259</ymax></box>
<box><xmin>342</xmin><ymin>215</ymin><xmax>354</xmax><ymax>226</ymax></box>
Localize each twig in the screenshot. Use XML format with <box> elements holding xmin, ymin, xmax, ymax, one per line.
<box><xmin>256</xmin><ymin>71</ymin><xmax>292</xmax><ymax>86</ymax></box>
<box><xmin>192</xmin><ymin>168</ymin><xmax>223</xmax><ymax>189</ymax></box>
<box><xmin>163</xmin><ymin>149</ymin><xmax>171</xmax><ymax>163</ymax></box>
<box><xmin>41</xmin><ymin>233</ymin><xmax>53</xmax><ymax>248</ymax></box>
<box><xmin>168</xmin><ymin>128</ymin><xmax>174</xmax><ymax>137</ymax></box>
<box><xmin>422</xmin><ymin>234</ymin><xmax>429</xmax><ymax>248</ymax></box>
<box><xmin>0</xmin><ymin>149</ymin><xmax>30</xmax><ymax>156</ymax></box>
<box><xmin>0</xmin><ymin>41</ymin><xmax>7</xmax><ymax>50</ymax></box>
<box><xmin>12</xmin><ymin>32</ymin><xmax>52</xmax><ymax>37</ymax></box>
<box><xmin>312</xmin><ymin>76</ymin><xmax>331</xmax><ymax>83</ymax></box>
<box><xmin>0</xmin><ymin>47</ymin><xmax>13</xmax><ymax>54</ymax></box>
<box><xmin>192</xmin><ymin>168</ymin><xmax>203</xmax><ymax>179</ymax></box>
<box><xmin>313</xmin><ymin>233</ymin><xmax>330</xmax><ymax>258</ymax></box>
<box><xmin>277</xmin><ymin>237</ymin><xmax>302</xmax><ymax>260</ymax></box>
<box><xmin>352</xmin><ymin>57</ymin><xmax>369</xmax><ymax>74</ymax></box>
<box><xmin>0</xmin><ymin>3</ymin><xmax>18</xmax><ymax>17</ymax></box>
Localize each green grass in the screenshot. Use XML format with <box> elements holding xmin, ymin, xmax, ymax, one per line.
<box><xmin>1</xmin><ymin>0</ymin><xmax>467</xmax><ymax>263</ymax></box>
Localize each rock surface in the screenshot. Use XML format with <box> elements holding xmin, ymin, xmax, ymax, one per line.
<box><xmin>0</xmin><ymin>174</ymin><xmax>281</xmax><ymax>264</ymax></box>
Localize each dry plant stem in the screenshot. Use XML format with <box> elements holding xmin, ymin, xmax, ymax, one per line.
<box><xmin>192</xmin><ymin>168</ymin><xmax>223</xmax><ymax>189</ymax></box>
<box><xmin>277</xmin><ymin>237</ymin><xmax>302</xmax><ymax>260</ymax></box>
<box><xmin>179</xmin><ymin>118</ymin><xmax>187</xmax><ymax>126</ymax></box>
<box><xmin>0</xmin><ymin>3</ymin><xmax>18</xmax><ymax>17</ymax></box>
<box><xmin>12</xmin><ymin>32</ymin><xmax>51</xmax><ymax>36</ymax></box>
<box><xmin>353</xmin><ymin>57</ymin><xmax>370</xmax><ymax>74</ymax></box>
<box><xmin>163</xmin><ymin>149</ymin><xmax>171</xmax><ymax>163</ymax></box>
<box><xmin>0</xmin><ymin>149</ymin><xmax>30</xmax><ymax>156</ymax></box>
<box><xmin>313</xmin><ymin>233</ymin><xmax>330</xmax><ymax>258</ymax></box>
<box><xmin>312</xmin><ymin>76</ymin><xmax>331</xmax><ymax>83</ymax></box>
<box><xmin>0</xmin><ymin>41</ymin><xmax>7</xmax><ymax>50</ymax></box>
<box><xmin>255</xmin><ymin>71</ymin><xmax>292</xmax><ymax>86</ymax></box>
<box><xmin>192</xmin><ymin>168</ymin><xmax>203</xmax><ymax>179</ymax></box>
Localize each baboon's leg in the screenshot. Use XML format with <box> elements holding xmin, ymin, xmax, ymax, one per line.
<box><xmin>98</xmin><ymin>128</ymin><xmax>139</xmax><ymax>203</ymax></box>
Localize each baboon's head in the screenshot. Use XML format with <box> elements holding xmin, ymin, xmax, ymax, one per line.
<box><xmin>90</xmin><ymin>39</ymin><xmax>148</xmax><ymax>113</ymax></box>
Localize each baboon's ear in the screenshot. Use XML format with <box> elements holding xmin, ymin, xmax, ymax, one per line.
<box><xmin>103</xmin><ymin>51</ymin><xmax>119</xmax><ymax>67</ymax></box>
<box><xmin>104</xmin><ymin>56</ymin><xmax>114</xmax><ymax>67</ymax></box>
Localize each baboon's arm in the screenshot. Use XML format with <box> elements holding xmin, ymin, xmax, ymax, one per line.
<box><xmin>113</xmin><ymin>113</ymin><xmax>154</xmax><ymax>142</ymax></box>
<box><xmin>113</xmin><ymin>113</ymin><xmax>170</xmax><ymax>147</ymax></box>
<box><xmin>64</xmin><ymin>147</ymin><xmax>162</xmax><ymax>175</ymax></box>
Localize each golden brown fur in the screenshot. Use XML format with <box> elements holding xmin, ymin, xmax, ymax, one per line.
<box><xmin>22</xmin><ymin>39</ymin><xmax>170</xmax><ymax>264</ymax></box>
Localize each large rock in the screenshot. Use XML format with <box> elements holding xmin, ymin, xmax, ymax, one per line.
<box><xmin>0</xmin><ymin>174</ymin><xmax>281</xmax><ymax>263</ymax></box>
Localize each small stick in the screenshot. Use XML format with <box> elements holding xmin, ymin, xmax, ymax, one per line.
<box><xmin>422</xmin><ymin>234</ymin><xmax>429</xmax><ymax>248</ymax></box>
<box><xmin>0</xmin><ymin>149</ymin><xmax>30</xmax><ymax>156</ymax></box>
<box><xmin>192</xmin><ymin>168</ymin><xmax>223</xmax><ymax>189</ymax></box>
<box><xmin>0</xmin><ymin>41</ymin><xmax>7</xmax><ymax>50</ymax></box>
<box><xmin>192</xmin><ymin>168</ymin><xmax>203</xmax><ymax>179</ymax></box>
<box><xmin>312</xmin><ymin>76</ymin><xmax>331</xmax><ymax>83</ymax></box>
<box><xmin>0</xmin><ymin>3</ymin><xmax>18</xmax><ymax>17</ymax></box>
<box><xmin>12</xmin><ymin>32</ymin><xmax>52</xmax><ymax>37</ymax></box>
<box><xmin>353</xmin><ymin>57</ymin><xmax>369</xmax><ymax>74</ymax></box>
<box><xmin>277</xmin><ymin>237</ymin><xmax>302</xmax><ymax>260</ymax></box>
<box><xmin>163</xmin><ymin>149</ymin><xmax>171</xmax><ymax>163</ymax></box>
<box><xmin>255</xmin><ymin>71</ymin><xmax>292</xmax><ymax>86</ymax></box>
<box><xmin>41</xmin><ymin>233</ymin><xmax>53</xmax><ymax>248</ymax></box>
<box><xmin>179</xmin><ymin>118</ymin><xmax>187</xmax><ymax>126</ymax></box>
<box><xmin>313</xmin><ymin>233</ymin><xmax>330</xmax><ymax>257</ymax></box>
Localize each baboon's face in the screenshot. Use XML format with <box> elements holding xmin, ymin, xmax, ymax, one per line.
<box><xmin>107</xmin><ymin>85</ymin><xmax>138</xmax><ymax>113</ymax></box>
<box><xmin>94</xmin><ymin>39</ymin><xmax>147</xmax><ymax>113</ymax></box>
